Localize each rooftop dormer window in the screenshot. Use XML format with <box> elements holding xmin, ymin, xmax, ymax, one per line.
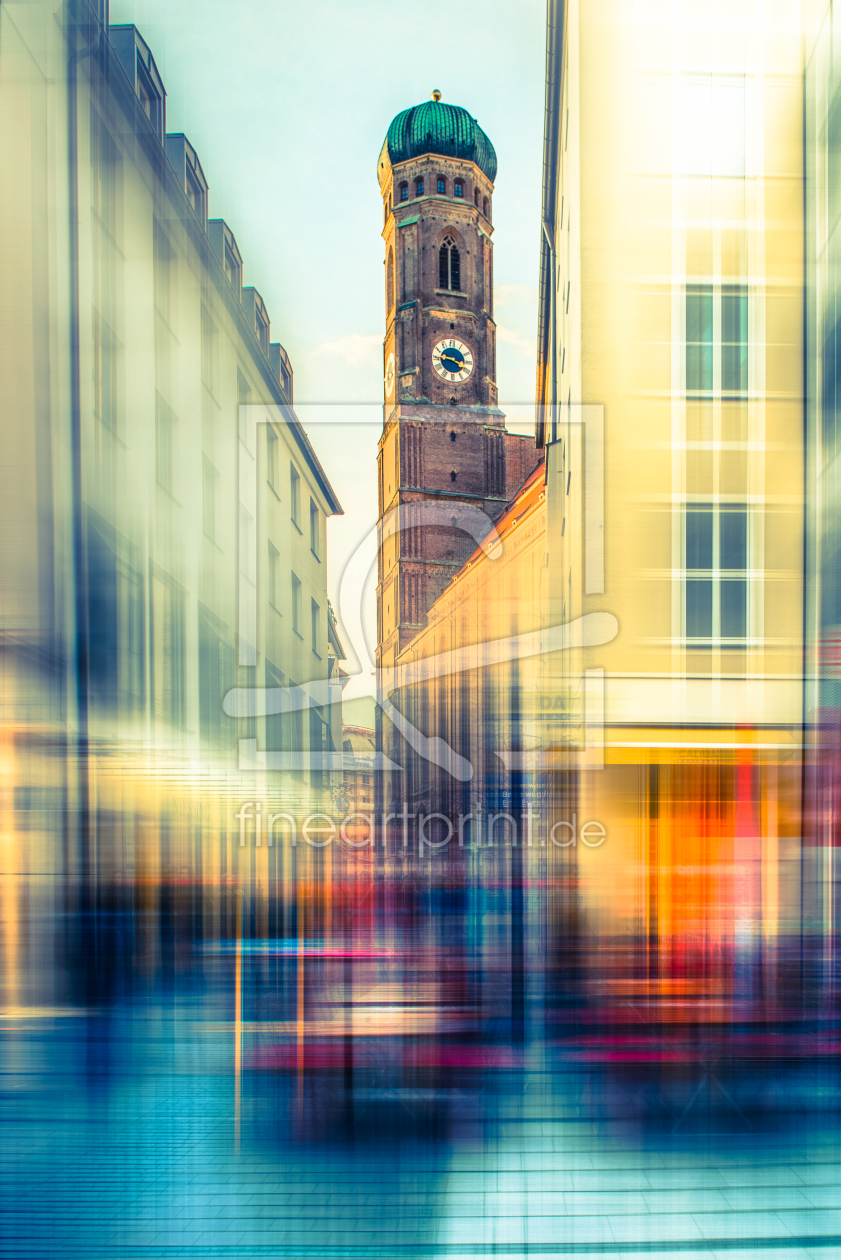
<box><xmin>255</xmin><ymin>308</ymin><xmax>269</xmax><ymax>355</ymax></box>
<box><xmin>185</xmin><ymin>165</ymin><xmax>205</xmax><ymax>221</ymax></box>
<box><xmin>136</xmin><ymin>61</ymin><xmax>162</xmax><ymax>138</ymax></box>
<box><xmin>109</xmin><ymin>26</ymin><xmax>167</xmax><ymax>143</ymax></box>
<box><xmin>224</xmin><ymin>241</ymin><xmax>241</xmax><ymax>294</ymax></box>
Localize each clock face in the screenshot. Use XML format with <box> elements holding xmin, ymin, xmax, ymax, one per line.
<box><xmin>384</xmin><ymin>352</ymin><xmax>395</xmax><ymax>398</ymax></box>
<box><xmin>432</xmin><ymin>338</ymin><xmax>473</xmax><ymax>384</ymax></box>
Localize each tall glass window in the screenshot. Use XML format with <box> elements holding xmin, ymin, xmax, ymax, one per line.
<box><xmin>684</xmin><ymin>504</ymin><xmax>749</xmax><ymax>642</ymax></box>
<box><xmin>722</xmin><ymin>285</ymin><xmax>748</xmax><ymax>393</ymax></box>
<box><xmin>686</xmin><ymin>285</ymin><xmax>713</xmax><ymax>392</ymax></box>
<box><xmin>686</xmin><ymin>285</ymin><xmax>748</xmax><ymax>394</ymax></box>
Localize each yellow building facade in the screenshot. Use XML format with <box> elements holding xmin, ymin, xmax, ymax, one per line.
<box><xmin>536</xmin><ymin>0</ymin><xmax>806</xmax><ymax>1003</ymax></box>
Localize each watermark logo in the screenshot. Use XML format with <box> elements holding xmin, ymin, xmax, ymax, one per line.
<box><xmin>224</xmin><ymin>404</ymin><xmax>615</xmax><ymax>778</ymax></box>
<box><xmin>233</xmin><ymin>802</ymin><xmax>606</xmax><ymax>851</ymax></box>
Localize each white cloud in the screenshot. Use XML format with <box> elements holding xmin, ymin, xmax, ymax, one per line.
<box><xmin>495</xmin><ymin>283</ymin><xmax>538</xmax><ymax>308</ymax></box>
<box><xmin>295</xmin><ymin>332</ymin><xmax>383</xmax><ymax>402</ymax></box>
<box><xmin>308</xmin><ymin>332</ymin><xmax>382</xmax><ymax>366</ymax></box>
<box><xmin>497</xmin><ymin>323</ymin><xmax>535</xmax><ymax>358</ymax></box>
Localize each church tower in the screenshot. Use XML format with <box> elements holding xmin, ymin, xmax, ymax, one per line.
<box><xmin>375</xmin><ymin>93</ymin><xmax>532</xmax><ymax>691</ymax></box>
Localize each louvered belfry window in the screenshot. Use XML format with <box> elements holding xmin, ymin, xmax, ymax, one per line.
<box><xmin>439</xmin><ymin>236</ymin><xmax>460</xmax><ymax>291</ymax></box>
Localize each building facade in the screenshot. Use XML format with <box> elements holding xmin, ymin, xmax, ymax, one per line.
<box><xmin>536</xmin><ymin>0</ymin><xmax>806</xmax><ymax>1006</ymax></box>
<box><xmin>375</xmin><ymin>93</ymin><xmax>538</xmax><ymax>810</ymax></box>
<box><xmin>804</xmin><ymin>0</ymin><xmax>841</xmax><ymax>999</ymax></box>
<box><xmin>0</xmin><ymin>0</ymin><xmax>343</xmax><ymax>1003</ymax></box>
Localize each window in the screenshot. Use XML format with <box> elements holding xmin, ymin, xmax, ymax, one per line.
<box><xmin>199</xmin><ymin>609</ymin><xmax>233</xmax><ymax>748</ymax></box>
<box><xmin>684</xmin><ymin>504</ymin><xmax>749</xmax><ymax>642</ymax></box>
<box><xmin>266</xmin><ymin>426</ymin><xmax>279</xmax><ymax>493</ymax></box>
<box><xmin>151</xmin><ymin>570</ymin><xmax>185</xmax><ymax>727</ymax></box>
<box><xmin>474</xmin><ymin>188</ymin><xmax>480</xmax><ymax>207</ymax></box>
<box><xmin>223</xmin><ymin>240</ymin><xmax>241</xmax><ymax>294</ymax></box>
<box><xmin>399</xmin><ymin>182</ymin><xmax>408</xmax><ymax>202</ymax></box>
<box><xmin>239</xmin><ymin>506</ymin><xmax>255</xmax><ymax>583</ymax></box>
<box><xmin>722</xmin><ymin>285</ymin><xmax>748</xmax><ymax>393</ymax></box>
<box><xmin>450</xmin><ymin>470</ymin><xmax>457</xmax><ymax>482</ymax></box>
<box><xmin>91</xmin><ymin>113</ymin><xmax>121</xmax><ymax>438</ymax></box>
<box><xmin>311</xmin><ymin>598</ymin><xmax>320</xmax><ymax>655</ymax></box>
<box><xmin>483</xmin><ymin>197</ymin><xmax>489</xmax><ymax>217</ymax></box>
<box><xmin>155</xmin><ymin>394</ymin><xmax>177</xmax><ymax>494</ymax></box>
<box><xmin>437</xmin><ymin>176</ymin><xmax>446</xmax><ymax>195</ymax></box>
<box><xmin>288</xmin><ymin>675</ymin><xmax>303</xmax><ymax>778</ymax></box>
<box><xmin>686</xmin><ymin>285</ymin><xmax>748</xmax><ymax>394</ymax></box>
<box><xmin>291</xmin><ymin>572</ymin><xmax>302</xmax><ymax>636</ymax></box>
<box><xmin>454</xmin><ymin>181</ymin><xmax>463</xmax><ymax>198</ymax></box>
<box><xmin>439</xmin><ymin>235</ymin><xmax>460</xmax><ymax>291</ymax></box>
<box><xmin>153</xmin><ymin>220</ymin><xmax>173</xmax><ymax>324</ymax></box>
<box><xmin>201</xmin><ymin>306</ymin><xmax>217</xmax><ymax>395</ymax></box>
<box><xmin>686</xmin><ymin>285</ymin><xmax>713</xmax><ymax>392</ymax></box>
<box><xmin>237</xmin><ymin>370</ymin><xmax>252</xmax><ymax>447</ymax></box>
<box><xmin>268</xmin><ymin>542</ymin><xmax>280</xmax><ymax>608</ymax></box>
<box><xmin>264</xmin><ymin>661</ymin><xmax>286</xmax><ymax>755</ymax></box>
<box><xmin>290</xmin><ymin>463</ymin><xmax>301</xmax><ymax>527</ymax></box>
<box><xmin>680</xmin><ymin>79</ymin><xmax>745</xmax><ymax>178</ymax></box>
<box><xmin>255</xmin><ymin>307</ymin><xmax>269</xmax><ymax>355</ymax></box>
<box><xmin>136</xmin><ymin>62</ymin><xmax>162</xmax><ymax>138</ymax></box>
<box><xmin>185</xmin><ymin>164</ymin><xmax>205</xmax><ymax>222</ymax></box>
<box><xmin>93</xmin><ymin>316</ymin><xmax>118</xmax><ymax>433</ymax></box>
<box><xmin>202</xmin><ymin>457</ymin><xmax>218</xmax><ymax>540</ymax></box>
<box><xmin>415</xmin><ymin>177</ymin><xmax>424</xmax><ymax>196</ymax></box>
<box><xmin>310</xmin><ymin>498</ymin><xmax>320</xmax><ymax>558</ymax></box>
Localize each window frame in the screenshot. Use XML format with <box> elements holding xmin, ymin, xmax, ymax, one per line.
<box><xmin>682</xmin><ymin>502</ymin><xmax>752</xmax><ymax>646</ymax></box>
<box><xmin>686</xmin><ymin>284</ymin><xmax>749</xmax><ymax>397</ymax></box>
<box><xmin>311</xmin><ymin>597</ymin><xmax>320</xmax><ymax>656</ymax></box>
<box><xmin>268</xmin><ymin>541</ymin><xmax>280</xmax><ymax>610</ymax></box>
<box><xmin>266</xmin><ymin>426</ymin><xmax>280</xmax><ymax>496</ymax></box>
<box><xmin>202</xmin><ymin>455</ymin><xmax>218</xmax><ymax>541</ymax></box>
<box><xmin>439</xmin><ymin>235</ymin><xmax>461</xmax><ymax>291</ymax></box>
<box><xmin>290</xmin><ymin>462</ymin><xmax>302</xmax><ymax>529</ymax></box>
<box><xmin>309</xmin><ymin>497</ymin><xmax>320</xmax><ymax>559</ymax></box>
<box><xmin>291</xmin><ymin>571</ymin><xmax>303</xmax><ymax>637</ymax></box>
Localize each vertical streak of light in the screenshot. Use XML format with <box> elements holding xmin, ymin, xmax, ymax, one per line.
<box><xmin>297</xmin><ymin>879</ymin><xmax>304</xmax><ymax>1118</ymax></box>
<box><xmin>234</xmin><ymin>882</ymin><xmax>242</xmax><ymax>1152</ymax></box>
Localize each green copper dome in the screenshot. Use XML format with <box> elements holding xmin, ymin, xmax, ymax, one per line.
<box><xmin>379</xmin><ymin>95</ymin><xmax>497</xmax><ymax>184</ymax></box>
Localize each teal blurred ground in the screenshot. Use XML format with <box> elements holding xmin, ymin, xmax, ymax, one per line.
<box><xmin>2</xmin><ymin>1003</ymin><xmax>841</xmax><ymax>1258</ymax></box>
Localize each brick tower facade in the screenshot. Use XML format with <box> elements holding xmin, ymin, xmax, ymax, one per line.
<box><xmin>375</xmin><ymin>94</ymin><xmax>536</xmax><ymax>700</ymax></box>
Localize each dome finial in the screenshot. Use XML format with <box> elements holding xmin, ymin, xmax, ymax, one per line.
<box><xmin>431</xmin><ymin>89</ymin><xmax>442</xmax><ymax>102</ymax></box>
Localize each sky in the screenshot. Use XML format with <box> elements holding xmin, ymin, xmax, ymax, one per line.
<box><xmin>110</xmin><ymin>0</ymin><xmax>547</xmax><ymax>712</ymax></box>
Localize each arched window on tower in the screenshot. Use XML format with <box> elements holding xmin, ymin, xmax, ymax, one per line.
<box><xmin>386</xmin><ymin>248</ymin><xmax>394</xmax><ymax>312</ymax></box>
<box><xmin>439</xmin><ymin>236</ymin><xmax>460</xmax><ymax>291</ymax></box>
<box><xmin>483</xmin><ymin>197</ymin><xmax>489</xmax><ymax>218</ymax></box>
<box><xmin>415</xmin><ymin>177</ymin><xmax>424</xmax><ymax>196</ymax></box>
<box><xmin>437</xmin><ymin>176</ymin><xmax>447</xmax><ymax>195</ymax></box>
<box><xmin>474</xmin><ymin>187</ymin><xmax>480</xmax><ymax>207</ymax></box>
<box><xmin>399</xmin><ymin>182</ymin><xmax>408</xmax><ymax>202</ymax></box>
<box><xmin>454</xmin><ymin>181</ymin><xmax>463</xmax><ymax>198</ymax></box>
